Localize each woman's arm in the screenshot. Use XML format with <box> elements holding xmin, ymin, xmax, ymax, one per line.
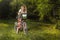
<box><xmin>18</xmin><ymin>9</ymin><xmax>21</xmax><ymax>15</ymax></box>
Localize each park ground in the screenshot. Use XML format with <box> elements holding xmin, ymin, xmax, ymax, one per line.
<box><xmin>0</xmin><ymin>19</ymin><xmax>60</xmax><ymax>40</ymax></box>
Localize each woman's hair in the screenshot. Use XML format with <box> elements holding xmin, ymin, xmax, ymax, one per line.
<box><xmin>21</xmin><ymin>5</ymin><xmax>27</xmax><ymax>12</ymax></box>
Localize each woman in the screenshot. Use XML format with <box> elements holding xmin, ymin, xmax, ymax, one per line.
<box><xmin>18</xmin><ymin>5</ymin><xmax>27</xmax><ymax>19</ymax></box>
<box><xmin>16</xmin><ymin>5</ymin><xmax>27</xmax><ymax>34</ymax></box>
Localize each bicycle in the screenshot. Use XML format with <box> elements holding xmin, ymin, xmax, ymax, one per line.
<box><xmin>14</xmin><ymin>19</ymin><xmax>28</xmax><ymax>34</ymax></box>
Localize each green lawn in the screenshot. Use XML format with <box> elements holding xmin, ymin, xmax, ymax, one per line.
<box><xmin>0</xmin><ymin>19</ymin><xmax>60</xmax><ymax>40</ymax></box>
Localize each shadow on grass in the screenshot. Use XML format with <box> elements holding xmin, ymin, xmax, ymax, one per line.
<box><xmin>27</xmin><ymin>20</ymin><xmax>52</xmax><ymax>31</ymax></box>
<box><xmin>0</xmin><ymin>31</ymin><xmax>60</xmax><ymax>40</ymax></box>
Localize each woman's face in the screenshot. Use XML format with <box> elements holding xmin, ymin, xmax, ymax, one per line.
<box><xmin>21</xmin><ymin>6</ymin><xmax>26</xmax><ymax>12</ymax></box>
<box><xmin>21</xmin><ymin>6</ymin><xmax>25</xmax><ymax>10</ymax></box>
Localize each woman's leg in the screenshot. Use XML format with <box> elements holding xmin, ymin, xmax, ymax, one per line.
<box><xmin>16</xmin><ymin>22</ymin><xmax>22</xmax><ymax>34</ymax></box>
<box><xmin>16</xmin><ymin>27</ymin><xmax>19</xmax><ymax>34</ymax></box>
<box><xmin>16</xmin><ymin>27</ymin><xmax>20</xmax><ymax>34</ymax></box>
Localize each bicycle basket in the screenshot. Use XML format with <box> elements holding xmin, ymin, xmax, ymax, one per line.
<box><xmin>22</xmin><ymin>13</ymin><xmax>27</xmax><ymax>19</ymax></box>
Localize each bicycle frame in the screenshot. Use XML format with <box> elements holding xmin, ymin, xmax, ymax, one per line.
<box><xmin>14</xmin><ymin>19</ymin><xmax>28</xmax><ymax>34</ymax></box>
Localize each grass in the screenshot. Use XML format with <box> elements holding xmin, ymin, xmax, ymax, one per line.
<box><xmin>0</xmin><ymin>19</ymin><xmax>60</xmax><ymax>40</ymax></box>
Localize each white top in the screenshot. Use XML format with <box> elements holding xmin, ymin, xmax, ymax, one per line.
<box><xmin>18</xmin><ymin>9</ymin><xmax>21</xmax><ymax>15</ymax></box>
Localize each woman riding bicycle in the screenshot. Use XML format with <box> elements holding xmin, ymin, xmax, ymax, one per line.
<box><xmin>16</xmin><ymin>4</ymin><xmax>27</xmax><ymax>34</ymax></box>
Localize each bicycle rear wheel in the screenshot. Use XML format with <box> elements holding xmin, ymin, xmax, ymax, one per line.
<box><xmin>23</xmin><ymin>21</ymin><xmax>28</xmax><ymax>34</ymax></box>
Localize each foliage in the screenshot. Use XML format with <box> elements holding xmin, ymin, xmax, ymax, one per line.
<box><xmin>0</xmin><ymin>0</ymin><xmax>60</xmax><ymax>23</ymax></box>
